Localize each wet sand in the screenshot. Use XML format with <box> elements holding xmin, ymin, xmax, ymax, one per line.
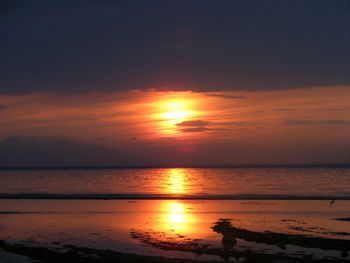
<box><xmin>2</xmin><ymin>240</ymin><xmax>350</xmax><ymax>263</ymax></box>
<box><xmin>0</xmin><ymin>200</ymin><xmax>349</xmax><ymax>262</ymax></box>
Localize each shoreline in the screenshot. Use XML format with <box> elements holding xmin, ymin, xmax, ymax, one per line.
<box><xmin>1</xmin><ymin>199</ymin><xmax>349</xmax><ymax>262</ymax></box>
<box><xmin>1</xmin><ymin>240</ymin><xmax>349</xmax><ymax>263</ymax></box>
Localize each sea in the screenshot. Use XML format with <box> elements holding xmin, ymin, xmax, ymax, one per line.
<box><xmin>0</xmin><ymin>167</ymin><xmax>349</xmax><ymax>199</ymax></box>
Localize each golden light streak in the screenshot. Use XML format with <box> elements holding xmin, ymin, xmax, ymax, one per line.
<box><xmin>162</xmin><ymin>110</ymin><xmax>193</xmax><ymax>122</ymax></box>
<box><xmin>138</xmin><ymin>200</ymin><xmax>199</xmax><ymax>238</ymax></box>
<box><xmin>167</xmin><ymin>202</ymin><xmax>186</xmax><ymax>223</ymax></box>
<box><xmin>163</xmin><ymin>168</ymin><xmax>187</xmax><ymax>194</ymax></box>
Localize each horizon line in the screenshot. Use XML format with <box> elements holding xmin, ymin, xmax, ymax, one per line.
<box><xmin>1</xmin><ymin>163</ymin><xmax>350</xmax><ymax>170</ymax></box>
<box><xmin>0</xmin><ymin>193</ymin><xmax>349</xmax><ymax>200</ymax></box>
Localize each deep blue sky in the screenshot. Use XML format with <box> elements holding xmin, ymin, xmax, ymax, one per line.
<box><xmin>1</xmin><ymin>0</ymin><xmax>349</xmax><ymax>94</ymax></box>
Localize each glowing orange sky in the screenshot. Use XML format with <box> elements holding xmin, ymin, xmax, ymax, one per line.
<box><xmin>0</xmin><ymin>86</ymin><xmax>349</xmax><ymax>165</ymax></box>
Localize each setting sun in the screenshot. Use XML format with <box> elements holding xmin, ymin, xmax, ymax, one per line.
<box><xmin>160</xmin><ymin>99</ymin><xmax>195</xmax><ymax>124</ymax></box>
<box><xmin>153</xmin><ymin>97</ymin><xmax>200</xmax><ymax>133</ymax></box>
<box><xmin>162</xmin><ymin>110</ymin><xmax>193</xmax><ymax>122</ymax></box>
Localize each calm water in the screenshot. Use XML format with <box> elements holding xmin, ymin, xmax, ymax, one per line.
<box><xmin>1</xmin><ymin>199</ymin><xmax>350</xmax><ymax>261</ymax></box>
<box><xmin>1</xmin><ymin>168</ymin><xmax>350</xmax><ymax>261</ymax></box>
<box><xmin>0</xmin><ymin>167</ymin><xmax>349</xmax><ymax>198</ymax></box>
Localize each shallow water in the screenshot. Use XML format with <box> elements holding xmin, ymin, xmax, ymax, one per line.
<box><xmin>1</xmin><ymin>168</ymin><xmax>349</xmax><ymax>261</ymax></box>
<box><xmin>0</xmin><ymin>200</ymin><xmax>349</xmax><ymax>261</ymax></box>
<box><xmin>1</xmin><ymin>167</ymin><xmax>350</xmax><ymax>198</ymax></box>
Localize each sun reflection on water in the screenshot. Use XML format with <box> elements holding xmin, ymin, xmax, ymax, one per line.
<box><xmin>167</xmin><ymin>202</ymin><xmax>186</xmax><ymax>223</ymax></box>
<box><xmin>165</xmin><ymin>168</ymin><xmax>187</xmax><ymax>194</ymax></box>
<box><xmin>160</xmin><ymin>200</ymin><xmax>197</xmax><ymax>233</ymax></box>
<box><xmin>153</xmin><ymin>169</ymin><xmax>199</xmax><ymax>232</ymax></box>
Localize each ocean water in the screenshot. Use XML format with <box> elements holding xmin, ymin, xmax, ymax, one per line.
<box><xmin>0</xmin><ymin>167</ymin><xmax>349</xmax><ymax>198</ymax></box>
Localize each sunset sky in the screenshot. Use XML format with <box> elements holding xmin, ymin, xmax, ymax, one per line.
<box><xmin>1</xmin><ymin>0</ymin><xmax>349</xmax><ymax>167</ymax></box>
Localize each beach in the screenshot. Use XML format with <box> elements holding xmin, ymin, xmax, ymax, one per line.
<box><xmin>1</xmin><ymin>199</ymin><xmax>349</xmax><ymax>262</ymax></box>
<box><xmin>1</xmin><ymin>167</ymin><xmax>349</xmax><ymax>262</ymax></box>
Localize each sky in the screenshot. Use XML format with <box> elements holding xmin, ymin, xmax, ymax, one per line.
<box><xmin>0</xmin><ymin>0</ymin><xmax>349</xmax><ymax>167</ymax></box>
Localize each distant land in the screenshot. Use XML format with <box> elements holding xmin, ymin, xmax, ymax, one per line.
<box><xmin>1</xmin><ymin>136</ymin><xmax>349</xmax><ymax>168</ymax></box>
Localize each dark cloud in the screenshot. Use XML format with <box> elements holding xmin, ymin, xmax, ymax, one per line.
<box><xmin>216</xmin><ymin>121</ymin><xmax>249</xmax><ymax>125</ymax></box>
<box><xmin>178</xmin><ymin>127</ymin><xmax>227</xmax><ymax>133</ymax></box>
<box><xmin>179</xmin><ymin>127</ymin><xmax>209</xmax><ymax>133</ymax></box>
<box><xmin>206</xmin><ymin>94</ymin><xmax>247</xmax><ymax>99</ymax></box>
<box><xmin>176</xmin><ymin>120</ymin><xmax>231</xmax><ymax>132</ymax></box>
<box><xmin>275</xmin><ymin>108</ymin><xmax>347</xmax><ymax>112</ymax></box>
<box><xmin>0</xmin><ymin>105</ymin><xmax>7</xmax><ymax>110</ymax></box>
<box><xmin>313</xmin><ymin>108</ymin><xmax>347</xmax><ymax>112</ymax></box>
<box><xmin>1</xmin><ymin>1</ymin><xmax>349</xmax><ymax>94</ymax></box>
<box><xmin>11</xmin><ymin>116</ymin><xmax>96</xmax><ymax>124</ymax></box>
<box><xmin>176</xmin><ymin>120</ymin><xmax>209</xmax><ymax>126</ymax></box>
<box><xmin>285</xmin><ymin>119</ymin><xmax>350</xmax><ymax>125</ymax></box>
<box><xmin>273</xmin><ymin>108</ymin><xmax>294</xmax><ymax>112</ymax></box>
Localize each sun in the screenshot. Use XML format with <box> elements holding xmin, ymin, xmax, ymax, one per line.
<box><xmin>159</xmin><ymin>99</ymin><xmax>196</xmax><ymax>125</ymax></box>
<box><xmin>150</xmin><ymin>94</ymin><xmax>202</xmax><ymax>135</ymax></box>
<box><xmin>162</xmin><ymin>110</ymin><xmax>192</xmax><ymax>122</ymax></box>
